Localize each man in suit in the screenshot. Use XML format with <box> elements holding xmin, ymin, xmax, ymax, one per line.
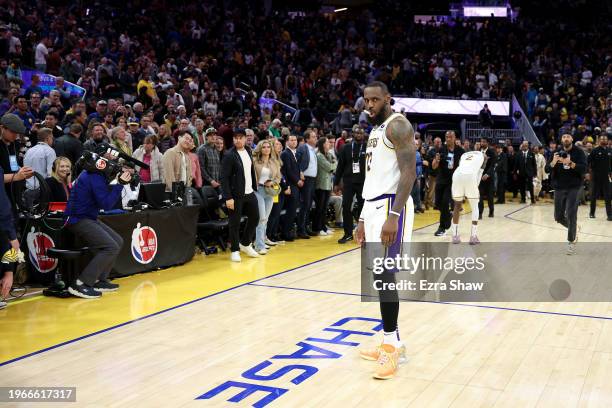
<box><xmin>506</xmin><ymin>145</ymin><xmax>517</xmax><ymax>199</ymax></box>
<box><xmin>425</xmin><ymin>137</ymin><xmax>442</xmax><ymax>210</ymax></box>
<box><xmin>334</xmin><ymin>127</ymin><xmax>366</xmax><ymax>243</ymax></box>
<box><xmin>495</xmin><ymin>145</ymin><xmax>508</xmax><ymax>203</ymax></box>
<box><xmin>478</xmin><ymin>137</ymin><xmax>497</xmax><ymax>218</ymax></box>
<box><xmin>53</xmin><ymin>123</ymin><xmax>84</xmax><ymax>167</ymax></box>
<box><xmin>295</xmin><ymin>130</ymin><xmax>318</xmax><ymax>239</ymax></box>
<box><xmin>588</xmin><ymin>134</ymin><xmax>611</xmax><ymax>220</ymax></box>
<box><xmin>220</xmin><ymin>129</ymin><xmax>260</xmax><ymax>262</ymax></box>
<box><xmin>514</xmin><ymin>141</ymin><xmax>537</xmax><ymax>203</ymax></box>
<box><xmin>280</xmin><ymin>135</ymin><xmax>301</xmax><ymax>241</ymax></box>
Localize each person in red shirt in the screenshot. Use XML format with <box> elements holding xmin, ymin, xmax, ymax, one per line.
<box><xmin>132</xmin><ymin>136</ymin><xmax>164</xmax><ymax>183</ymax></box>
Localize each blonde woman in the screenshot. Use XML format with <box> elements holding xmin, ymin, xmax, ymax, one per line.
<box><xmin>110</xmin><ymin>126</ymin><xmax>132</xmax><ymax>156</ymax></box>
<box><xmin>45</xmin><ymin>156</ymin><xmax>72</xmax><ymax>202</ymax></box>
<box><xmin>158</xmin><ymin>124</ymin><xmax>175</xmax><ymax>153</ymax></box>
<box><xmin>252</xmin><ymin>139</ymin><xmax>282</xmax><ymax>254</ymax></box>
<box><xmin>267</xmin><ymin>139</ymin><xmax>289</xmax><ymax>242</ymax></box>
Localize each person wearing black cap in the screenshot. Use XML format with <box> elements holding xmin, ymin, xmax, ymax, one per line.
<box><xmin>1</xmin><ymin>114</ymin><xmax>34</xmax><ymax>205</ymax></box>
<box><xmin>545</xmin><ymin>133</ymin><xmax>587</xmax><ymax>255</ymax></box>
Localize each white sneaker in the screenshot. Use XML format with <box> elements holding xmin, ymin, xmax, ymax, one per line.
<box><xmin>265</xmin><ymin>238</ymin><xmax>277</xmax><ymax>246</ymax></box>
<box><xmin>0</xmin><ymin>301</ymin><xmax>7</xmax><ymax>310</ymax></box>
<box><xmin>257</xmin><ymin>248</ymin><xmax>268</xmax><ymax>255</ymax></box>
<box><xmin>239</xmin><ymin>244</ymin><xmax>260</xmax><ymax>258</ymax></box>
<box><xmin>264</xmin><ymin>244</ymin><xmax>270</xmax><ymax>250</ymax></box>
<box><xmin>230</xmin><ymin>251</ymin><xmax>241</xmax><ymax>262</ymax></box>
<box><xmin>566</xmin><ymin>242</ymin><xmax>576</xmax><ymax>255</ymax></box>
<box><xmin>318</xmin><ymin>231</ymin><xmax>329</xmax><ymax>236</ymax></box>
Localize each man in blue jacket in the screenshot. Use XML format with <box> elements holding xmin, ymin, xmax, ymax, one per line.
<box><xmin>64</xmin><ymin>162</ymin><xmax>132</xmax><ymax>298</ymax></box>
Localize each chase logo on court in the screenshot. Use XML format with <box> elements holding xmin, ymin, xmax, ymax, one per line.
<box><xmin>26</xmin><ymin>228</ymin><xmax>58</xmax><ymax>273</ymax></box>
<box><xmin>131</xmin><ymin>223</ymin><xmax>158</xmax><ymax>264</ymax></box>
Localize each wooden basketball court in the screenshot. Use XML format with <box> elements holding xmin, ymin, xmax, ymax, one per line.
<box><xmin>1</xmin><ymin>201</ymin><xmax>612</xmax><ymax>407</ymax></box>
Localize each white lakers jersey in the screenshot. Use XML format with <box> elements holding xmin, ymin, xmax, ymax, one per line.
<box><xmin>455</xmin><ymin>150</ymin><xmax>485</xmax><ymax>176</ymax></box>
<box><xmin>362</xmin><ymin>113</ymin><xmax>408</xmax><ymax>200</ymax></box>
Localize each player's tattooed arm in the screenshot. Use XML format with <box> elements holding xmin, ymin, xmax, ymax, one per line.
<box><xmin>386</xmin><ymin>117</ymin><xmax>417</xmax><ymax>216</ymax></box>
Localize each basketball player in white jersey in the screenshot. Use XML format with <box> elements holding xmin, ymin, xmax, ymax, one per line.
<box><xmin>450</xmin><ymin>149</ymin><xmax>488</xmax><ymax>244</ymax></box>
<box><xmin>355</xmin><ymin>81</ymin><xmax>417</xmax><ymax>380</ymax></box>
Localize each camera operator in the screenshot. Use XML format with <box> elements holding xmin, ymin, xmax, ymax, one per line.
<box><xmin>64</xmin><ymin>157</ymin><xmax>133</xmax><ymax>298</ymax></box>
<box><xmin>545</xmin><ymin>133</ymin><xmax>587</xmax><ymax>255</ymax></box>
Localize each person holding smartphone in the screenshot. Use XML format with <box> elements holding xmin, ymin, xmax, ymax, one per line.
<box><xmin>1</xmin><ymin>114</ymin><xmax>34</xmax><ymax>207</ymax></box>
<box><xmin>545</xmin><ymin>133</ymin><xmax>587</xmax><ymax>255</ymax></box>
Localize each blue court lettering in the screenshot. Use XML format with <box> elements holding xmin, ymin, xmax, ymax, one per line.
<box><xmin>197</xmin><ymin>316</ymin><xmax>382</xmax><ymax>407</ymax></box>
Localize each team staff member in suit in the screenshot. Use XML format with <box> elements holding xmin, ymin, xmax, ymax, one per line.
<box><xmin>506</xmin><ymin>145</ymin><xmax>518</xmax><ymax>199</ymax></box>
<box><xmin>478</xmin><ymin>137</ymin><xmax>497</xmax><ymax>218</ymax></box>
<box><xmin>334</xmin><ymin>127</ymin><xmax>366</xmax><ymax>243</ymax></box>
<box><xmin>495</xmin><ymin>145</ymin><xmax>508</xmax><ymax>203</ymax></box>
<box><xmin>279</xmin><ymin>135</ymin><xmax>301</xmax><ymax>241</ymax></box>
<box><xmin>545</xmin><ymin>133</ymin><xmax>587</xmax><ymax>254</ymax></box>
<box><xmin>514</xmin><ymin>141</ymin><xmax>537</xmax><ymax>204</ymax></box>
<box><xmin>432</xmin><ymin>130</ymin><xmax>464</xmax><ymax>236</ymax></box>
<box><xmin>295</xmin><ymin>130</ymin><xmax>318</xmax><ymax>239</ymax></box>
<box><xmin>220</xmin><ymin>129</ymin><xmax>260</xmax><ymax>262</ymax></box>
<box><xmin>588</xmin><ymin>134</ymin><xmax>611</xmax><ymax>220</ymax></box>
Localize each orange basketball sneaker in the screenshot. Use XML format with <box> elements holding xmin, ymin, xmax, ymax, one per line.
<box><xmin>359</xmin><ymin>342</ymin><xmax>406</xmax><ymax>362</ymax></box>
<box><xmin>372</xmin><ymin>344</ymin><xmax>401</xmax><ymax>379</ymax></box>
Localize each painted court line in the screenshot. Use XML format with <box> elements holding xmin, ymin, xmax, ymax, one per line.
<box><xmin>0</xmin><ymin>248</ymin><xmax>358</xmax><ymax>368</ymax></box>
<box><xmin>248</xmin><ymin>282</ymin><xmax>612</xmax><ymax>322</ymax></box>
<box><xmin>504</xmin><ymin>204</ymin><xmax>612</xmax><ymax>239</ymax></box>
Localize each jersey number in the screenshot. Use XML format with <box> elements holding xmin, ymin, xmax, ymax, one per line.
<box><xmin>365</xmin><ymin>152</ymin><xmax>372</xmax><ymax>172</ymax></box>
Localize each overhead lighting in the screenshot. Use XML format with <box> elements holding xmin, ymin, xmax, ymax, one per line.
<box><xmin>334</xmin><ymin>7</ymin><xmax>348</xmax><ymax>12</ymax></box>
